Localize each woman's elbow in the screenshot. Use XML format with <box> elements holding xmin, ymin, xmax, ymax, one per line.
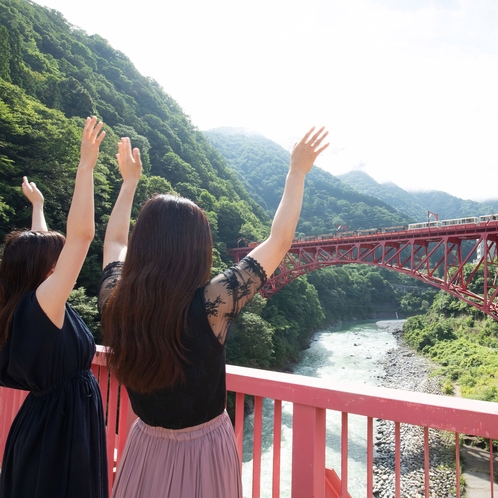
<box><xmin>69</xmin><ymin>227</ymin><xmax>95</xmax><ymax>245</ymax></box>
<box><xmin>267</xmin><ymin>233</ymin><xmax>293</xmax><ymax>255</ymax></box>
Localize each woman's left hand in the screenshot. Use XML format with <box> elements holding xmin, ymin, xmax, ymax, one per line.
<box><xmin>116</xmin><ymin>137</ymin><xmax>142</xmax><ymax>184</ymax></box>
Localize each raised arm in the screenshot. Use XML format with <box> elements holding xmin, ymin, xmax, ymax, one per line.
<box><xmin>36</xmin><ymin>117</ymin><xmax>105</xmax><ymax>328</ymax></box>
<box><xmin>22</xmin><ymin>176</ymin><xmax>47</xmax><ymax>232</ymax></box>
<box><xmin>102</xmin><ymin>137</ymin><xmax>142</xmax><ymax>269</ymax></box>
<box><xmin>247</xmin><ymin>126</ymin><xmax>329</xmax><ymax>276</ymax></box>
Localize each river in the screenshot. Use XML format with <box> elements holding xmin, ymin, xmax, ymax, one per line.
<box><xmin>240</xmin><ymin>320</ymin><xmax>402</xmax><ymax>498</ymax></box>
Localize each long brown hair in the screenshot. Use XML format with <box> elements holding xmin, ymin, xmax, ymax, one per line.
<box><xmin>0</xmin><ymin>230</ymin><xmax>65</xmax><ymax>348</ymax></box>
<box><xmin>101</xmin><ymin>194</ymin><xmax>213</xmax><ymax>393</ymax></box>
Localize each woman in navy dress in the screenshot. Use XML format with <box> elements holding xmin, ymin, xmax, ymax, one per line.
<box><xmin>99</xmin><ymin>127</ymin><xmax>329</xmax><ymax>497</ymax></box>
<box><xmin>0</xmin><ymin>117</ymin><xmax>108</xmax><ymax>498</ymax></box>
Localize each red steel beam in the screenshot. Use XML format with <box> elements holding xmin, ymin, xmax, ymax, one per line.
<box><xmin>228</xmin><ymin>224</ymin><xmax>498</xmax><ymax>319</ymax></box>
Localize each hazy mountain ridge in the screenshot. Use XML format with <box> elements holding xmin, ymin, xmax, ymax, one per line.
<box><xmin>338</xmin><ymin>170</ymin><xmax>498</xmax><ymax>222</ymax></box>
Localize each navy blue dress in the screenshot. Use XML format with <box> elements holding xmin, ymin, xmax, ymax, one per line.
<box><xmin>0</xmin><ymin>291</ymin><xmax>108</xmax><ymax>498</ymax></box>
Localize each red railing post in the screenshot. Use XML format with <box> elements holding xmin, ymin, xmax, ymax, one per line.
<box><xmin>272</xmin><ymin>399</ymin><xmax>282</xmax><ymax>498</ymax></box>
<box><xmin>116</xmin><ymin>386</ymin><xmax>136</xmax><ymax>462</ymax></box>
<box><xmin>0</xmin><ymin>388</ymin><xmax>28</xmax><ymax>458</ymax></box>
<box><xmin>367</xmin><ymin>417</ymin><xmax>374</xmax><ymax>496</ymax></box>
<box><xmin>341</xmin><ymin>411</ymin><xmax>349</xmax><ymax>496</ymax></box>
<box><xmin>252</xmin><ymin>396</ymin><xmax>263</xmax><ymax>498</ymax></box>
<box><xmin>292</xmin><ymin>403</ymin><xmax>326</xmax><ymax>498</ymax></box>
<box><xmin>235</xmin><ymin>392</ymin><xmax>245</xmax><ymax>466</ymax></box>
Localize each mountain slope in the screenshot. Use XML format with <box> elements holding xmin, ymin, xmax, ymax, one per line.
<box><xmin>205</xmin><ymin>130</ymin><xmax>412</xmax><ymax>236</ymax></box>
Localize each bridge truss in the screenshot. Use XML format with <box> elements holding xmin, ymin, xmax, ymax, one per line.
<box><xmin>228</xmin><ymin>223</ymin><xmax>498</xmax><ymax>320</ymax></box>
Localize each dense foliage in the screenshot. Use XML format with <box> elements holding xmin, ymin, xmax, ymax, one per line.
<box><xmin>308</xmin><ymin>265</ymin><xmax>436</xmax><ymax>323</ymax></box>
<box><xmin>403</xmin><ymin>266</ymin><xmax>498</xmax><ymax>402</ymax></box>
<box><xmin>339</xmin><ymin>170</ymin><xmax>498</xmax><ymax>223</ymax></box>
<box><xmin>414</xmin><ymin>190</ymin><xmax>498</xmax><ymax>221</ymax></box>
<box><xmin>0</xmin><ymin>0</ymin><xmax>270</xmax><ymax>289</ymax></box>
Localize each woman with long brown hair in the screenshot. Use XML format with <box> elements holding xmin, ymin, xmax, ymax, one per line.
<box><xmin>99</xmin><ymin>127</ymin><xmax>329</xmax><ymax>497</ymax></box>
<box><xmin>0</xmin><ymin>117</ymin><xmax>108</xmax><ymax>498</ymax></box>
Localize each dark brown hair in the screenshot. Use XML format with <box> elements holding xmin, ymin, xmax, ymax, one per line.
<box><xmin>101</xmin><ymin>194</ymin><xmax>213</xmax><ymax>393</ymax></box>
<box><xmin>0</xmin><ymin>230</ymin><xmax>65</xmax><ymax>348</ymax></box>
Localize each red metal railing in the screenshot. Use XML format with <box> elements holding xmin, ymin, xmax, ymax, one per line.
<box><xmin>2</xmin><ymin>346</ymin><xmax>498</xmax><ymax>497</ymax></box>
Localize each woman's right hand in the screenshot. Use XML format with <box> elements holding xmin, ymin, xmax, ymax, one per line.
<box><xmin>102</xmin><ymin>138</ymin><xmax>142</xmax><ymax>268</ymax></box>
<box><xmin>289</xmin><ymin>126</ymin><xmax>329</xmax><ymax>176</ymax></box>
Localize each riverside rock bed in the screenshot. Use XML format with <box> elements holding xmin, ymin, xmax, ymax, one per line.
<box><xmin>373</xmin><ymin>321</ymin><xmax>457</xmax><ymax>498</ymax></box>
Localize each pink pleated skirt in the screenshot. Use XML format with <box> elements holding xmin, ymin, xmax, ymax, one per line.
<box><xmin>111</xmin><ymin>411</ymin><xmax>242</xmax><ymax>498</ymax></box>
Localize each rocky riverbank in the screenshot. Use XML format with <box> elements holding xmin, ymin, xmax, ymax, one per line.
<box><xmin>372</xmin><ymin>320</ymin><xmax>457</xmax><ymax>498</ymax></box>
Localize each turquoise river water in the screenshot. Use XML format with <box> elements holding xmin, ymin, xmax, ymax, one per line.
<box><xmin>240</xmin><ymin>320</ymin><xmax>403</xmax><ymax>497</ymax></box>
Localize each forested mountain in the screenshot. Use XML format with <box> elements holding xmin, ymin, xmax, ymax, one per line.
<box><xmin>0</xmin><ymin>0</ymin><xmax>271</xmax><ymax>295</ymax></box>
<box><xmin>0</xmin><ymin>0</ymin><xmax>434</xmax><ymax>371</ymax></box>
<box><xmin>336</xmin><ymin>171</ymin><xmax>424</xmax><ymax>221</ymax></box>
<box><xmin>204</xmin><ymin>130</ymin><xmax>412</xmax><ymax>236</ymax></box>
<box><xmin>338</xmin><ymin>170</ymin><xmax>498</xmax><ymax>222</ymax></box>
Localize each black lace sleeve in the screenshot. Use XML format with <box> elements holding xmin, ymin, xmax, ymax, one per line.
<box><xmin>97</xmin><ymin>261</ymin><xmax>124</xmax><ymax>313</ymax></box>
<box><xmin>203</xmin><ymin>256</ymin><xmax>267</xmax><ymax>344</ymax></box>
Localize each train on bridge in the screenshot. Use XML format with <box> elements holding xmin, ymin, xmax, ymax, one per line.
<box><xmin>246</xmin><ymin>213</ymin><xmax>498</xmax><ymax>247</ymax></box>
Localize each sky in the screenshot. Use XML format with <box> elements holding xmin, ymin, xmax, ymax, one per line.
<box><xmin>33</xmin><ymin>0</ymin><xmax>498</xmax><ymax>203</ymax></box>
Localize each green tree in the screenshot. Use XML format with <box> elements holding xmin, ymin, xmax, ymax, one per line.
<box><xmin>68</xmin><ymin>287</ymin><xmax>100</xmax><ymax>340</ymax></box>
<box><xmin>228</xmin><ymin>311</ymin><xmax>274</xmax><ymax>369</ymax></box>
<box><xmin>0</xmin><ymin>25</ymin><xmax>11</xmax><ymax>81</ymax></box>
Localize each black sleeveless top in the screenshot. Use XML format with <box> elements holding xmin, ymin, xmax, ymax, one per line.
<box><xmin>98</xmin><ymin>256</ymin><xmax>266</xmax><ymax>429</ymax></box>
<box><xmin>0</xmin><ymin>292</ymin><xmax>108</xmax><ymax>497</ymax></box>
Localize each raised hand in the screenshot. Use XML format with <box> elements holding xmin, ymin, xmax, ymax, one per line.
<box><xmin>22</xmin><ymin>176</ymin><xmax>44</xmax><ymax>206</ymax></box>
<box><xmin>79</xmin><ymin>116</ymin><xmax>106</xmax><ymax>169</ymax></box>
<box><xmin>22</xmin><ymin>176</ymin><xmax>47</xmax><ymax>232</ymax></box>
<box><xmin>290</xmin><ymin>126</ymin><xmax>329</xmax><ymax>176</ymax></box>
<box><xmin>36</xmin><ymin>117</ymin><xmax>104</xmax><ymax>327</ymax></box>
<box><xmin>116</xmin><ymin>137</ymin><xmax>142</xmax><ymax>184</ymax></box>
<box><xmin>247</xmin><ymin>125</ymin><xmax>330</xmax><ymax>279</ymax></box>
<box><xmin>102</xmin><ymin>138</ymin><xmax>142</xmax><ymax>268</ymax></box>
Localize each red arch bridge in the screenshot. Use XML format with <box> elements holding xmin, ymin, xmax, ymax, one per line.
<box><xmin>228</xmin><ymin>220</ymin><xmax>498</xmax><ymax>320</ymax></box>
